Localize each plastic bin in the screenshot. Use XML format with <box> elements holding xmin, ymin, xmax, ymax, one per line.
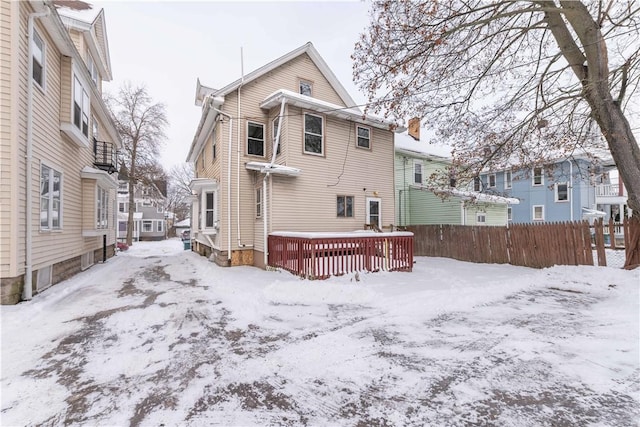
<box><xmin>183</xmin><ymin>240</ymin><xmax>191</xmax><ymax>250</ymax></box>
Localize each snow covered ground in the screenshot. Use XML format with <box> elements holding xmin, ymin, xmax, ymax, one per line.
<box><xmin>1</xmin><ymin>238</ymin><xmax>638</xmax><ymax>426</ymax></box>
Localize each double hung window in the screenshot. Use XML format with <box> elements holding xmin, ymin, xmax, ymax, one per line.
<box><xmin>32</xmin><ymin>29</ymin><xmax>45</xmax><ymax>87</ymax></box>
<box><xmin>304</xmin><ymin>113</ymin><xmax>323</xmax><ymax>155</ymax></box>
<box><xmin>337</xmin><ymin>196</ymin><xmax>354</xmax><ymax>218</ymax></box>
<box><xmin>40</xmin><ymin>165</ymin><xmax>62</xmax><ymax>230</ymax></box>
<box><xmin>73</xmin><ymin>76</ymin><xmax>89</xmax><ymax>137</ymax></box>
<box><xmin>247</xmin><ymin>122</ymin><xmax>265</xmax><ymax>156</ymax></box>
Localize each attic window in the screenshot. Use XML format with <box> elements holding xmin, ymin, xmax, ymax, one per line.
<box><xmin>299</xmin><ymin>80</ymin><xmax>312</xmax><ymax>97</ymax></box>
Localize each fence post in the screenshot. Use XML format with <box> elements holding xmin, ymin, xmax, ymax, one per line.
<box><xmin>608</xmin><ymin>218</ymin><xmax>616</xmax><ymax>249</ymax></box>
<box><xmin>594</xmin><ymin>218</ymin><xmax>607</xmax><ymax>267</ymax></box>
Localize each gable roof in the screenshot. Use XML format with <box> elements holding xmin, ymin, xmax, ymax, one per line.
<box><xmin>195</xmin><ymin>42</ymin><xmax>358</xmax><ymax>109</ymax></box>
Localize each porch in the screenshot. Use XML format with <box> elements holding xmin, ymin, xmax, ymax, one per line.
<box><xmin>268</xmin><ymin>231</ymin><xmax>414</xmax><ymax>279</ymax></box>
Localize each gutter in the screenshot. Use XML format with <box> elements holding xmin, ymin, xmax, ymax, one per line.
<box><xmin>24</xmin><ymin>7</ymin><xmax>51</xmax><ymax>301</ymax></box>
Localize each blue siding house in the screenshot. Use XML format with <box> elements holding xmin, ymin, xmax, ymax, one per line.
<box><xmin>475</xmin><ymin>157</ymin><xmax>629</xmax><ymax>223</ymax></box>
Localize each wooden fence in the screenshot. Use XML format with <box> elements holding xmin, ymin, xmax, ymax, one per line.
<box><xmin>408</xmin><ymin>218</ymin><xmax>637</xmax><ymax>268</ymax></box>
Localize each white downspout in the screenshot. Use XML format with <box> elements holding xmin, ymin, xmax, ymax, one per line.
<box><xmin>213</xmin><ymin>107</ymin><xmax>233</xmax><ymax>262</ymax></box>
<box><xmin>264</xmin><ymin>98</ymin><xmax>287</xmax><ymax>267</ymax></box>
<box><xmin>568</xmin><ymin>159</ymin><xmax>574</xmax><ymax>221</ymax></box>
<box><xmin>24</xmin><ymin>8</ymin><xmax>50</xmax><ymax>301</ymax></box>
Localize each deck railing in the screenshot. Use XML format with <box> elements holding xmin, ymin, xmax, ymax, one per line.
<box><xmin>595</xmin><ymin>183</ymin><xmax>627</xmax><ymax>197</ymax></box>
<box><xmin>268</xmin><ymin>232</ymin><xmax>414</xmax><ymax>279</ymax></box>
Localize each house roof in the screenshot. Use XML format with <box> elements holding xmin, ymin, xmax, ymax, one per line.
<box><xmin>260</xmin><ymin>90</ymin><xmax>403</xmax><ymax>132</ymax></box>
<box><xmin>410</xmin><ymin>184</ymin><xmax>520</xmax><ymax>205</ymax></box>
<box><xmin>195</xmin><ymin>42</ymin><xmax>358</xmax><ymax>109</ymax></box>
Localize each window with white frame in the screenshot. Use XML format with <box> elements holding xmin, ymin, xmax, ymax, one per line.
<box><xmin>40</xmin><ymin>164</ymin><xmax>62</xmax><ymax>230</ymax></box>
<box><xmin>337</xmin><ymin>195</ymin><xmax>354</xmax><ymax>218</ymax></box>
<box><xmin>555</xmin><ymin>182</ymin><xmax>569</xmax><ymax>202</ymax></box>
<box><xmin>272</xmin><ymin>117</ymin><xmax>281</xmax><ymax>155</ymax></box>
<box><xmin>32</xmin><ymin>29</ymin><xmax>45</xmax><ymax>88</ymax></box>
<box><xmin>118</xmin><ymin>202</ymin><xmax>126</xmax><ymax>213</ymax></box>
<box><xmin>256</xmin><ymin>188</ymin><xmax>262</xmax><ymax>218</ymax></box>
<box><xmin>488</xmin><ymin>174</ymin><xmax>496</xmax><ymax>188</ymax></box>
<box><xmin>533</xmin><ymin>205</ymin><xmax>544</xmax><ymax>221</ymax></box>
<box><xmin>204</xmin><ymin>191</ymin><xmax>216</xmax><ymax>228</ymax></box>
<box><xmin>73</xmin><ymin>76</ymin><xmax>89</xmax><ymax>137</ymax></box>
<box><xmin>247</xmin><ymin>122</ymin><xmax>264</xmax><ymax>156</ymax></box>
<box><xmin>507</xmin><ymin>207</ymin><xmax>513</xmax><ymax>221</ymax></box>
<box><xmin>505</xmin><ymin>170</ymin><xmax>512</xmax><ymax>189</ymax></box>
<box><xmin>86</xmin><ymin>53</ymin><xmax>99</xmax><ymax>85</ymax></box>
<box><xmin>356</xmin><ymin>125</ymin><xmax>371</xmax><ymax>149</ymax></box>
<box><xmin>532</xmin><ymin>167</ymin><xmax>544</xmax><ymax>186</ymax></box>
<box><xmin>212</xmin><ymin>140</ymin><xmax>217</xmax><ymax>160</ymax></box>
<box><xmin>413</xmin><ymin>160</ymin><xmax>423</xmax><ymax>184</ymax></box>
<box><xmin>143</xmin><ymin>220</ymin><xmax>152</xmax><ymax>232</ymax></box>
<box><xmin>476</xmin><ymin>212</ymin><xmax>487</xmax><ymax>223</ymax></box>
<box><xmin>304</xmin><ymin>113</ymin><xmax>323</xmax><ymax>155</ymax></box>
<box><xmin>97</xmin><ymin>186</ymin><xmax>108</xmax><ymax>229</ymax></box>
<box><xmin>299</xmin><ymin>80</ymin><xmax>312</xmax><ymax>96</ymax></box>
<box><xmin>473</xmin><ymin>176</ymin><xmax>481</xmax><ymax>192</ymax></box>
<box><xmin>157</xmin><ymin>221</ymin><xmax>163</xmax><ymax>232</ymax></box>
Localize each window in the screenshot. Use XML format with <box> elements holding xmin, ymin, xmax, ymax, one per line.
<box><xmin>533</xmin><ymin>205</ymin><xmax>544</xmax><ymax>221</ymax></box>
<box><xmin>356</xmin><ymin>125</ymin><xmax>371</xmax><ymax>149</ymax></box>
<box><xmin>413</xmin><ymin>160</ymin><xmax>423</xmax><ymax>184</ymax></box>
<box><xmin>73</xmin><ymin>76</ymin><xmax>89</xmax><ymax>137</ymax></box>
<box><xmin>256</xmin><ymin>188</ymin><xmax>262</xmax><ymax>218</ymax></box>
<box><xmin>272</xmin><ymin>117</ymin><xmax>281</xmax><ymax>155</ymax></box>
<box><xmin>143</xmin><ymin>221</ymin><xmax>152</xmax><ymax>232</ymax></box>
<box><xmin>304</xmin><ymin>113</ymin><xmax>323</xmax><ymax>155</ymax></box>
<box><xmin>555</xmin><ymin>182</ymin><xmax>569</xmax><ymax>202</ymax></box>
<box><xmin>81</xmin><ymin>251</ymin><xmax>94</xmax><ymax>271</ymax></box>
<box><xmin>532</xmin><ymin>167</ymin><xmax>544</xmax><ymax>186</ymax></box>
<box><xmin>97</xmin><ymin>186</ymin><xmax>108</xmax><ymax>229</ymax></box>
<box><xmin>247</xmin><ymin>122</ymin><xmax>264</xmax><ymax>156</ymax></box>
<box><xmin>473</xmin><ymin>177</ymin><xmax>481</xmax><ymax>192</ymax></box>
<box><xmin>157</xmin><ymin>221</ymin><xmax>163</xmax><ymax>232</ymax></box>
<box><xmin>505</xmin><ymin>170</ymin><xmax>512</xmax><ymax>189</ymax></box>
<box><xmin>337</xmin><ymin>195</ymin><xmax>354</xmax><ymax>218</ymax></box>
<box><xmin>118</xmin><ymin>202</ymin><xmax>126</xmax><ymax>213</ymax></box>
<box><xmin>40</xmin><ymin>164</ymin><xmax>62</xmax><ymax>230</ymax></box>
<box><xmin>32</xmin><ymin>29</ymin><xmax>45</xmax><ymax>87</ymax></box>
<box><xmin>476</xmin><ymin>212</ymin><xmax>486</xmax><ymax>223</ymax></box>
<box><xmin>212</xmin><ymin>141</ymin><xmax>217</xmax><ymax>160</ymax></box>
<box><xmin>204</xmin><ymin>191</ymin><xmax>215</xmax><ymax>228</ymax></box>
<box><xmin>86</xmin><ymin>53</ymin><xmax>98</xmax><ymax>85</ymax></box>
<box><xmin>488</xmin><ymin>174</ymin><xmax>496</xmax><ymax>188</ymax></box>
<box><xmin>507</xmin><ymin>207</ymin><xmax>513</xmax><ymax>221</ymax></box>
<box><xmin>299</xmin><ymin>80</ymin><xmax>312</xmax><ymax>96</ymax></box>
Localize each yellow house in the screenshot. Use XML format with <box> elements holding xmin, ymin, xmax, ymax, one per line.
<box><xmin>187</xmin><ymin>42</ymin><xmax>404</xmax><ymax>269</ymax></box>
<box><xmin>0</xmin><ymin>1</ymin><xmax>121</xmax><ymax>304</ymax></box>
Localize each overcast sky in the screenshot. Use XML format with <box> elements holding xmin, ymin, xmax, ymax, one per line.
<box><xmin>90</xmin><ymin>0</ymin><xmax>372</xmax><ymax>171</ymax></box>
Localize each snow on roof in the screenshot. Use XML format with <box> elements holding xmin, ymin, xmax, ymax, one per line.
<box><xmin>55</xmin><ymin>4</ymin><xmax>101</xmax><ymax>24</ymax></box>
<box><xmin>175</xmin><ymin>218</ymin><xmax>191</xmax><ymax>227</ymax></box>
<box><xmin>411</xmin><ymin>184</ymin><xmax>520</xmax><ymax>205</ymax></box>
<box><xmin>245</xmin><ymin>162</ymin><xmax>301</xmax><ymax>176</ymax></box>
<box><xmin>395</xmin><ymin>131</ymin><xmax>453</xmax><ymax>159</ymax></box>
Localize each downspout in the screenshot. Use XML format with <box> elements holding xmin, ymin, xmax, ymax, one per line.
<box><xmin>237</xmin><ymin>48</ymin><xmax>251</xmax><ymax>248</ymax></box>
<box><xmin>24</xmin><ymin>8</ymin><xmax>51</xmax><ymax>301</ymax></box>
<box><xmin>264</xmin><ymin>98</ymin><xmax>287</xmax><ymax>267</ymax></box>
<box><xmin>568</xmin><ymin>159</ymin><xmax>574</xmax><ymax>221</ymax></box>
<box><xmin>213</xmin><ymin>107</ymin><xmax>233</xmax><ymax>262</ymax></box>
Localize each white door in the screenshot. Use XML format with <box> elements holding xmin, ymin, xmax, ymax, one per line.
<box><xmin>366</xmin><ymin>197</ymin><xmax>382</xmax><ymax>228</ymax></box>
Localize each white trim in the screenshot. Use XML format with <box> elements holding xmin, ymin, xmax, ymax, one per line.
<box><xmin>413</xmin><ymin>160</ymin><xmax>423</xmax><ymax>184</ymax></box>
<box><xmin>532</xmin><ymin>166</ymin><xmax>544</xmax><ymax>186</ymax></box>
<box><xmin>355</xmin><ymin>124</ymin><xmax>371</xmax><ymax>150</ymax></box>
<box><xmin>554</xmin><ymin>182</ymin><xmax>570</xmax><ymax>202</ymax></box>
<box><xmin>488</xmin><ymin>173</ymin><xmax>496</xmax><ymax>188</ymax></box>
<box><xmin>39</xmin><ymin>161</ymin><xmax>63</xmax><ymax>231</ymax></box>
<box><xmin>247</xmin><ymin>121</ymin><xmax>265</xmax><ymax>157</ymax></box>
<box><xmin>31</xmin><ymin>27</ymin><xmax>46</xmax><ymax>90</ymax></box>
<box><xmin>533</xmin><ymin>205</ymin><xmax>545</xmax><ymax>221</ymax></box>
<box><xmin>366</xmin><ymin>197</ymin><xmax>382</xmax><ymax>227</ymax></box>
<box><xmin>505</xmin><ymin>170</ymin><xmax>512</xmax><ymax>189</ymax></box>
<box><xmin>303</xmin><ymin>112</ymin><xmax>324</xmax><ymax>156</ymax></box>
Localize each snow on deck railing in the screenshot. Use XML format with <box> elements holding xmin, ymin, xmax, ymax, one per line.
<box><xmin>268</xmin><ymin>231</ymin><xmax>414</xmax><ymax>279</ymax></box>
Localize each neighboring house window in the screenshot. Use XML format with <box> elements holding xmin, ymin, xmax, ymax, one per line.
<box><xmin>413</xmin><ymin>160</ymin><xmax>423</xmax><ymax>184</ymax></box>
<box><xmin>356</xmin><ymin>125</ymin><xmax>371</xmax><ymax>149</ymax></box>
<box><xmin>247</xmin><ymin>122</ymin><xmax>265</xmax><ymax>156</ymax></box>
<box><xmin>299</xmin><ymin>80</ymin><xmax>312</xmax><ymax>96</ymax></box>
<box><xmin>507</xmin><ymin>207</ymin><xmax>512</xmax><ymax>221</ymax></box>
<box><xmin>476</xmin><ymin>212</ymin><xmax>486</xmax><ymax>223</ymax></box>
<box><xmin>73</xmin><ymin>76</ymin><xmax>90</xmax><ymax>137</ymax></box>
<box><xmin>157</xmin><ymin>221</ymin><xmax>163</xmax><ymax>232</ymax></box>
<box><xmin>97</xmin><ymin>186</ymin><xmax>108</xmax><ymax>229</ymax></box>
<box><xmin>473</xmin><ymin>177</ymin><xmax>481</xmax><ymax>192</ymax></box>
<box><xmin>32</xmin><ymin>29</ymin><xmax>45</xmax><ymax>88</ymax></box>
<box><xmin>555</xmin><ymin>182</ymin><xmax>569</xmax><ymax>202</ymax></box>
<box><xmin>40</xmin><ymin>164</ymin><xmax>62</xmax><ymax>230</ymax></box>
<box><xmin>204</xmin><ymin>191</ymin><xmax>215</xmax><ymax>228</ymax></box>
<box><xmin>505</xmin><ymin>170</ymin><xmax>512</xmax><ymax>189</ymax></box>
<box><xmin>143</xmin><ymin>220</ymin><xmax>152</xmax><ymax>232</ymax></box>
<box><xmin>532</xmin><ymin>167</ymin><xmax>544</xmax><ymax>186</ymax></box>
<box><xmin>488</xmin><ymin>174</ymin><xmax>496</xmax><ymax>188</ymax></box>
<box><xmin>118</xmin><ymin>202</ymin><xmax>126</xmax><ymax>213</ymax></box>
<box><xmin>272</xmin><ymin>117</ymin><xmax>281</xmax><ymax>155</ymax></box>
<box><xmin>212</xmin><ymin>141</ymin><xmax>217</xmax><ymax>160</ymax></box>
<box><xmin>337</xmin><ymin>195</ymin><xmax>354</xmax><ymax>218</ymax></box>
<box><xmin>86</xmin><ymin>53</ymin><xmax>99</xmax><ymax>85</ymax></box>
<box><xmin>533</xmin><ymin>205</ymin><xmax>544</xmax><ymax>221</ymax></box>
<box><xmin>256</xmin><ymin>188</ymin><xmax>262</xmax><ymax>218</ymax></box>
<box><xmin>304</xmin><ymin>113</ymin><xmax>323</xmax><ymax>155</ymax></box>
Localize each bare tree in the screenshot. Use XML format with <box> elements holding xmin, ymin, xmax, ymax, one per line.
<box><xmin>166</xmin><ymin>163</ymin><xmax>194</xmax><ymax>222</ymax></box>
<box><xmin>107</xmin><ymin>83</ymin><xmax>168</xmax><ymax>246</ymax></box>
<box><xmin>353</xmin><ymin>0</ymin><xmax>640</xmax><ymax>267</ymax></box>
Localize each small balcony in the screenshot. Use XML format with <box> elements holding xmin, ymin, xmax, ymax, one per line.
<box><xmin>94</xmin><ymin>139</ymin><xmax>118</xmax><ymax>174</ymax></box>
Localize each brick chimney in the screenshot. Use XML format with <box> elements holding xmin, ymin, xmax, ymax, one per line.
<box><xmin>408</xmin><ymin>117</ymin><xmax>420</xmax><ymax>141</ymax></box>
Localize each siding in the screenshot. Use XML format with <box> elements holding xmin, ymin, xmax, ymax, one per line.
<box><xmin>465</xmin><ymin>203</ymin><xmax>507</xmax><ymax>226</ymax></box>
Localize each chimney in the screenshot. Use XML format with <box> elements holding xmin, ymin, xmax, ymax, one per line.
<box><xmin>408</xmin><ymin>117</ymin><xmax>420</xmax><ymax>141</ymax></box>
